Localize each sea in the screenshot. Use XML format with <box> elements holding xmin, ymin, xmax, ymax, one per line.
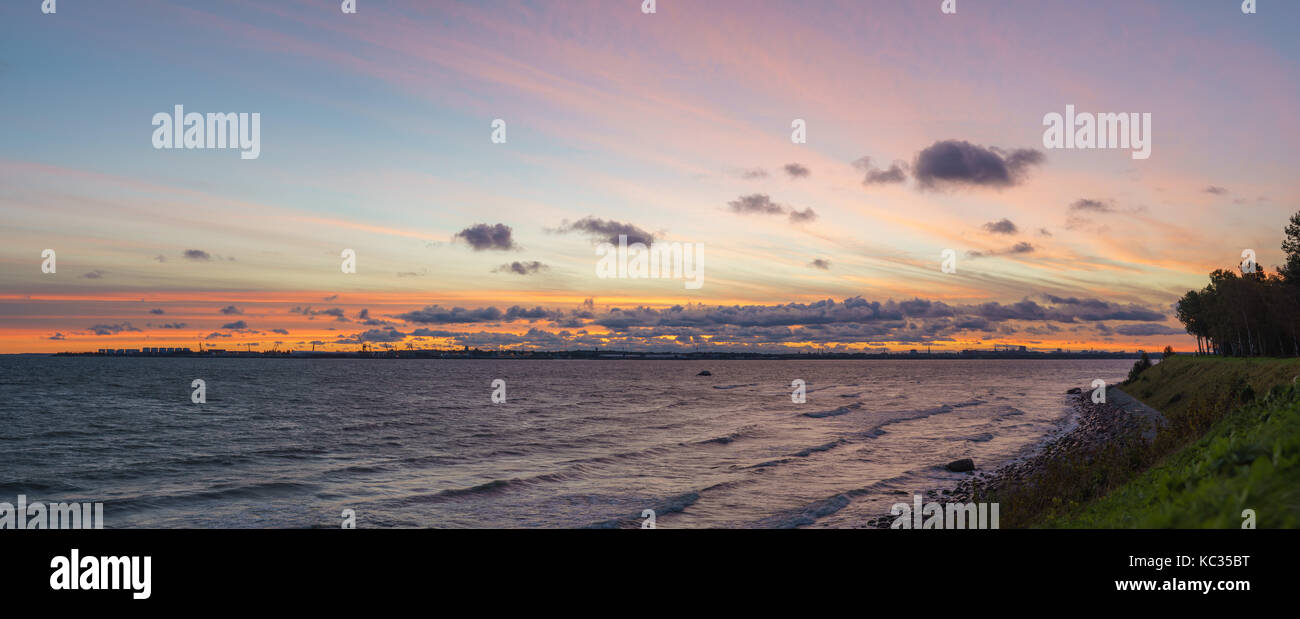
<box><xmin>0</xmin><ymin>357</ymin><xmax>1132</xmax><ymax>528</ymax></box>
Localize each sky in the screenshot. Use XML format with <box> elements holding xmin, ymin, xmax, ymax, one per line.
<box><xmin>1</xmin><ymin>0</ymin><xmax>1298</xmax><ymax>354</ymax></box>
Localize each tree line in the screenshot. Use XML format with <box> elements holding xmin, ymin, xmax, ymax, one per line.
<box><xmin>1175</xmin><ymin>211</ymin><xmax>1300</xmax><ymax>356</ymax></box>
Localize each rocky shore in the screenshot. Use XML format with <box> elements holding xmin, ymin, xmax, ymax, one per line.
<box><xmin>865</xmin><ymin>385</ymin><xmax>1166</xmax><ymax>528</ymax></box>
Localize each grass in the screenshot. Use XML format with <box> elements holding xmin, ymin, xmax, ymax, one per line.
<box><xmin>987</xmin><ymin>355</ymin><xmax>1300</xmax><ymax>528</ymax></box>
<box><xmin>1048</xmin><ymin>379</ymin><xmax>1300</xmax><ymax>528</ymax></box>
<box><xmin>1122</xmin><ymin>355</ymin><xmax>1300</xmax><ymax>427</ymax></box>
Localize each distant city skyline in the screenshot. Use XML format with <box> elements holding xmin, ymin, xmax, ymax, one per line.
<box><xmin>2</xmin><ymin>0</ymin><xmax>1298</xmax><ymax>353</ymax></box>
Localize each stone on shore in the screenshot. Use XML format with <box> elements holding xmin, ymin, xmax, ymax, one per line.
<box><xmin>945</xmin><ymin>458</ymin><xmax>976</xmax><ymax>472</ymax></box>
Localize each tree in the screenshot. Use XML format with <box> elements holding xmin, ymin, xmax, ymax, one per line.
<box><xmin>1280</xmin><ymin>211</ymin><xmax>1300</xmax><ymax>284</ymax></box>
<box><xmin>1127</xmin><ymin>351</ymin><xmax>1152</xmax><ymax>383</ymax></box>
<box><xmin>1174</xmin><ymin>211</ymin><xmax>1300</xmax><ymax>357</ymax></box>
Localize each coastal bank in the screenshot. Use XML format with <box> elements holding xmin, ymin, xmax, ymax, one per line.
<box><xmin>871</xmin><ymin>355</ymin><xmax>1300</xmax><ymax>528</ymax></box>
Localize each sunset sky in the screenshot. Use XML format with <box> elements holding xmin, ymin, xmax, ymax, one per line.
<box><xmin>2</xmin><ymin>0</ymin><xmax>1298</xmax><ymax>353</ymax></box>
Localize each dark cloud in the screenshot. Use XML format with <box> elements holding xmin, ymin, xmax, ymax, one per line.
<box><xmin>1113</xmin><ymin>324</ymin><xmax>1183</xmax><ymax>336</ymax></box>
<box><xmin>507</xmin><ymin>306</ymin><xmax>565</xmax><ymax>321</ymax></box>
<box><xmin>1066</xmin><ymin>198</ymin><xmax>1118</xmax><ymax>230</ymax></box>
<box><xmin>394</xmin><ymin>296</ymin><xmax>1163</xmax><ymax>332</ymax></box>
<box><xmin>218</xmin><ymin>305</ymin><xmax>243</xmax><ymax>315</ymax></box>
<box><xmin>787</xmin><ymin>207</ymin><xmax>818</xmax><ymax>223</ymax></box>
<box><xmin>205</xmin><ymin>332</ymin><xmax>231</xmax><ymax>340</ymax></box>
<box><xmin>271</xmin><ymin>328</ymin><xmax>290</xmax><ymax>335</ymax></box>
<box><xmin>1069</xmin><ymin>198</ymin><xmax>1114</xmax><ymax>213</ymax></box>
<box><xmin>853</xmin><ymin>157</ymin><xmax>908</xmax><ymax>185</ymax></box>
<box><xmin>809</xmin><ymin>259</ymin><xmax>831</xmax><ymax>270</ymax></box>
<box><xmin>739</xmin><ymin>168</ymin><xmax>768</xmax><ymax>179</ymax></box>
<box><xmin>159</xmin><ymin>322</ymin><xmax>187</xmax><ymax>329</ymax></box>
<box><xmin>365</xmin><ymin>295</ymin><xmax>1172</xmax><ymax>351</ymax></box>
<box><xmin>1204</xmin><ymin>186</ymin><xmax>1228</xmax><ymax>195</ymax></box>
<box><xmin>356</xmin><ymin>308</ymin><xmax>390</xmax><ymax>326</ymax></box>
<box><xmin>395</xmin><ymin>304</ymin><xmax>566</xmax><ymax>325</ymax></box>
<box><xmin>290</xmin><ymin>306</ymin><xmax>349</xmax><ymax>321</ymax></box>
<box><xmin>493</xmin><ymin>261</ymin><xmax>549</xmax><ymax>275</ymax></box>
<box><xmin>982</xmin><ymin>218</ymin><xmax>1019</xmax><ymax>235</ymax></box>
<box><xmin>591</xmin><ymin>296</ymin><xmax>1163</xmax><ymax>335</ymax></box>
<box><xmin>728</xmin><ymin>194</ymin><xmax>785</xmax><ymax>215</ymax></box>
<box><xmin>912</xmin><ymin>140</ymin><xmax>1043</xmax><ymax>190</ymax></box>
<box><xmin>82</xmin><ymin>270</ymin><xmax>105</xmax><ymax>279</ymax></box>
<box><xmin>553</xmin><ymin>217</ymin><xmax>655</xmax><ymax>245</ymax></box>
<box><xmin>87</xmin><ymin>322</ymin><xmax>141</xmax><ymax>336</ymax></box>
<box><xmin>454</xmin><ymin>223</ymin><xmax>518</xmax><ymax>251</ymax></box>
<box><xmin>967</xmin><ymin>242</ymin><xmax>1034</xmax><ymax>258</ymax></box>
<box><xmin>395</xmin><ymin>305</ymin><xmax>505</xmax><ymax>324</ymax></box>
<box><xmin>727</xmin><ymin>194</ymin><xmax>817</xmax><ymax>223</ymax></box>
<box><xmin>220</xmin><ymin>320</ymin><xmax>249</xmax><ymax>330</ymax></box>
<box><xmin>183</xmin><ymin>249</ymin><xmax>212</xmax><ymax>261</ymax></box>
<box><xmin>783</xmin><ymin>163</ymin><xmax>810</xmax><ymax>178</ymax></box>
<box><xmin>339</xmin><ymin>327</ymin><xmax>408</xmax><ymax>344</ymax></box>
<box><xmin>48</xmin><ymin>333</ymin><xmax>65</xmax><ymax>341</ymax></box>
<box><xmin>149</xmin><ymin>308</ymin><xmax>165</xmax><ymax>315</ymax></box>
<box><xmin>1040</xmin><ymin>296</ymin><xmax>1166</xmax><ymax>321</ymax></box>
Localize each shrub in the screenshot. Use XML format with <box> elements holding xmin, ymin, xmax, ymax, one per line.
<box><xmin>1126</xmin><ymin>352</ymin><xmax>1153</xmax><ymax>384</ymax></box>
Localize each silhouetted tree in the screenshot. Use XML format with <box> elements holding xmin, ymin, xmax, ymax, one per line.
<box><xmin>1175</xmin><ymin>211</ymin><xmax>1300</xmax><ymax>357</ymax></box>
<box><xmin>1127</xmin><ymin>351</ymin><xmax>1152</xmax><ymax>382</ymax></box>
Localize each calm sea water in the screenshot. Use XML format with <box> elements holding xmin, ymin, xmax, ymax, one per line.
<box><xmin>0</xmin><ymin>358</ymin><xmax>1131</xmax><ymax>528</ymax></box>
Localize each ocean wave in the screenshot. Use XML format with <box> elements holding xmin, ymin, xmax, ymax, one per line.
<box><xmin>0</xmin><ymin>480</ymin><xmax>82</xmax><ymax>494</ymax></box>
<box><xmin>802</xmin><ymin>402</ymin><xmax>862</xmax><ymax>418</ymax></box>
<box><xmin>585</xmin><ymin>491</ymin><xmax>702</xmax><ymax>529</ymax></box>
<box><xmin>750</xmin><ymin>472</ymin><xmax>933</xmax><ymax>528</ymax></box>
<box><xmin>107</xmin><ymin>480</ymin><xmax>319</xmax><ymax>512</ymax></box>
<box><xmin>392</xmin><ymin>464</ymin><xmax>609</xmax><ymax>505</ymax></box>
<box><xmin>751</xmin><ymin>493</ymin><xmax>852</xmax><ymax>528</ymax></box>
<box><xmin>325</xmin><ymin>463</ymin><xmax>396</xmax><ymax>475</ymax></box>
<box><xmin>792</xmin><ymin>438</ymin><xmax>847</xmax><ymax>457</ymax></box>
<box><xmin>561</xmin><ymin>445</ymin><xmax>677</xmax><ymax>465</ymax></box>
<box><xmin>694</xmin><ymin>424</ymin><xmax>760</xmax><ymax>445</ymax></box>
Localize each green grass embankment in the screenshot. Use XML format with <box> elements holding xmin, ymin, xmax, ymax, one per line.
<box><xmin>1045</xmin><ymin>356</ymin><xmax>1300</xmax><ymax>527</ymax></box>
<box><xmin>1025</xmin><ymin>355</ymin><xmax>1300</xmax><ymax>528</ymax></box>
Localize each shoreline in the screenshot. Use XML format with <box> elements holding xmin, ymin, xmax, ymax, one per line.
<box><xmin>865</xmin><ymin>385</ymin><xmax>1162</xmax><ymax>528</ymax></box>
